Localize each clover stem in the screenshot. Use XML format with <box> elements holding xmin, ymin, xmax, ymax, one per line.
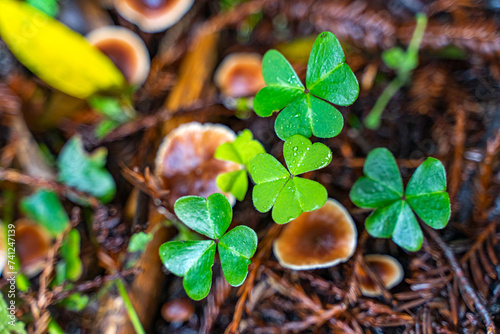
<box><xmin>364</xmin><ymin>77</ymin><xmax>405</xmax><ymax>129</ymax></box>
<box><xmin>115</xmin><ymin>278</ymin><xmax>146</xmax><ymax>334</ymax></box>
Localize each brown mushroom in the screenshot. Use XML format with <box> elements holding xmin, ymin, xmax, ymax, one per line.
<box><xmin>161</xmin><ymin>298</ymin><xmax>194</xmax><ymax>323</ymax></box>
<box><xmin>214</xmin><ymin>53</ymin><xmax>265</xmax><ymax>98</ymax></box>
<box><xmin>154</xmin><ymin>122</ymin><xmax>241</xmax><ymax>206</ymax></box>
<box><xmin>87</xmin><ymin>26</ymin><xmax>150</xmax><ymax>86</ymax></box>
<box><xmin>15</xmin><ymin>219</ymin><xmax>51</xmax><ymax>277</ymax></box>
<box><xmin>273</xmin><ymin>199</ymin><xmax>357</xmax><ymax>270</ymax></box>
<box><xmin>113</xmin><ymin>0</ymin><xmax>194</xmax><ymax>33</ymax></box>
<box><xmin>359</xmin><ymin>254</ymin><xmax>404</xmax><ymax>297</ymax></box>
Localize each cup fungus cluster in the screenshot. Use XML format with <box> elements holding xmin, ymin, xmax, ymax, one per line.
<box><xmin>154</xmin><ymin>122</ymin><xmax>241</xmax><ymax>206</ymax></box>
<box><xmin>214</xmin><ymin>53</ymin><xmax>265</xmax><ymax>98</ymax></box>
<box><xmin>87</xmin><ymin>26</ymin><xmax>150</xmax><ymax>86</ymax></box>
<box><xmin>359</xmin><ymin>254</ymin><xmax>404</xmax><ymax>297</ymax></box>
<box><xmin>15</xmin><ymin>218</ymin><xmax>51</xmax><ymax>278</ymax></box>
<box><xmin>113</xmin><ymin>0</ymin><xmax>194</xmax><ymax>33</ymax></box>
<box><xmin>273</xmin><ymin>199</ymin><xmax>357</xmax><ymax>270</ymax></box>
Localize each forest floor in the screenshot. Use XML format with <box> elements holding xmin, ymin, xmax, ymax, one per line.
<box><xmin>1</xmin><ymin>0</ymin><xmax>500</xmax><ymax>333</ymax></box>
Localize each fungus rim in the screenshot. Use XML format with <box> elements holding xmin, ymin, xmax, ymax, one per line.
<box><xmin>15</xmin><ymin>218</ymin><xmax>52</xmax><ymax>278</ymax></box>
<box><xmin>214</xmin><ymin>53</ymin><xmax>265</xmax><ymax>98</ymax></box>
<box><xmin>360</xmin><ymin>254</ymin><xmax>404</xmax><ymax>297</ymax></box>
<box><xmin>154</xmin><ymin>122</ymin><xmax>238</xmax><ymax>206</ymax></box>
<box><xmin>273</xmin><ymin>198</ymin><xmax>358</xmax><ymax>271</ymax></box>
<box><xmin>87</xmin><ymin>25</ymin><xmax>150</xmax><ymax>86</ymax></box>
<box><xmin>113</xmin><ymin>0</ymin><xmax>195</xmax><ymax>33</ymax></box>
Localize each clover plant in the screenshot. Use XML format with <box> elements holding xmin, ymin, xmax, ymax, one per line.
<box><xmin>253</xmin><ymin>32</ymin><xmax>358</xmax><ymax>140</ymax></box>
<box><xmin>349</xmin><ymin>148</ymin><xmax>451</xmax><ymax>251</ymax></box>
<box><xmin>248</xmin><ymin>134</ymin><xmax>332</xmax><ymax>224</ymax></box>
<box><xmin>214</xmin><ymin>129</ymin><xmax>265</xmax><ymax>201</ymax></box>
<box><xmin>159</xmin><ymin>193</ymin><xmax>257</xmax><ymax>300</ymax></box>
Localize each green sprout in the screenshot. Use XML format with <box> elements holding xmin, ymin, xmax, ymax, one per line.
<box><xmin>88</xmin><ymin>96</ymin><xmax>136</xmax><ymax>139</ymax></box>
<box><xmin>214</xmin><ymin>129</ymin><xmax>265</xmax><ymax>201</ymax></box>
<box><xmin>58</xmin><ymin>135</ymin><xmax>116</xmax><ymax>203</ymax></box>
<box><xmin>159</xmin><ymin>193</ymin><xmax>258</xmax><ymax>300</ymax></box>
<box><xmin>253</xmin><ymin>31</ymin><xmax>359</xmax><ymax>140</ymax></box>
<box><xmin>248</xmin><ymin>134</ymin><xmax>332</xmax><ymax>225</ymax></box>
<box><xmin>364</xmin><ymin>13</ymin><xmax>428</xmax><ymax>129</ymax></box>
<box><xmin>58</xmin><ymin>229</ymin><xmax>83</xmax><ymax>282</ymax></box>
<box><xmin>349</xmin><ymin>148</ymin><xmax>451</xmax><ymax>251</ymax></box>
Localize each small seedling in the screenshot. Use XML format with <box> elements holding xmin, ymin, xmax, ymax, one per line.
<box><xmin>58</xmin><ymin>135</ymin><xmax>116</xmax><ymax>203</ymax></box>
<box><xmin>364</xmin><ymin>13</ymin><xmax>427</xmax><ymax>129</ymax></box>
<box><xmin>349</xmin><ymin>148</ymin><xmax>451</xmax><ymax>251</ymax></box>
<box><xmin>58</xmin><ymin>229</ymin><xmax>83</xmax><ymax>282</ymax></box>
<box><xmin>89</xmin><ymin>95</ymin><xmax>136</xmax><ymax>139</ymax></box>
<box><xmin>253</xmin><ymin>31</ymin><xmax>359</xmax><ymax>140</ymax></box>
<box><xmin>214</xmin><ymin>129</ymin><xmax>265</xmax><ymax>201</ymax></box>
<box><xmin>248</xmin><ymin>134</ymin><xmax>332</xmax><ymax>224</ymax></box>
<box><xmin>159</xmin><ymin>193</ymin><xmax>258</xmax><ymax>300</ymax></box>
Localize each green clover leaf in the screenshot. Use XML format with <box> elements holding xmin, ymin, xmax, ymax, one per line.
<box><xmin>349</xmin><ymin>148</ymin><xmax>450</xmax><ymax>251</ymax></box>
<box><xmin>405</xmin><ymin>158</ymin><xmax>451</xmax><ymax>229</ymax></box>
<box><xmin>215</xmin><ymin>130</ymin><xmax>265</xmax><ymax>201</ymax></box>
<box><xmin>160</xmin><ymin>240</ymin><xmax>216</xmax><ymax>300</ymax></box>
<box><xmin>20</xmin><ymin>189</ymin><xmax>70</xmax><ymax>236</ymax></box>
<box><xmin>249</xmin><ymin>135</ymin><xmax>332</xmax><ymax>224</ymax></box>
<box><xmin>58</xmin><ymin>135</ymin><xmax>116</xmax><ymax>203</ymax></box>
<box><xmin>173</xmin><ymin>193</ymin><xmax>232</xmax><ymax>240</ymax></box>
<box><xmin>160</xmin><ymin>193</ymin><xmax>258</xmax><ymax>300</ymax></box>
<box><xmin>219</xmin><ymin>225</ymin><xmax>258</xmax><ymax>286</ymax></box>
<box><xmin>254</xmin><ymin>32</ymin><xmax>358</xmax><ymax>140</ymax></box>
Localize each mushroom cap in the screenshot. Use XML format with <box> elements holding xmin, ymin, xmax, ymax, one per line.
<box><xmin>161</xmin><ymin>298</ymin><xmax>195</xmax><ymax>323</ymax></box>
<box><xmin>87</xmin><ymin>26</ymin><xmax>150</xmax><ymax>86</ymax></box>
<box><xmin>15</xmin><ymin>219</ymin><xmax>51</xmax><ymax>277</ymax></box>
<box><xmin>273</xmin><ymin>198</ymin><xmax>357</xmax><ymax>270</ymax></box>
<box><xmin>359</xmin><ymin>254</ymin><xmax>404</xmax><ymax>297</ymax></box>
<box><xmin>214</xmin><ymin>53</ymin><xmax>265</xmax><ymax>98</ymax></box>
<box><xmin>154</xmin><ymin>122</ymin><xmax>240</xmax><ymax>206</ymax></box>
<box><xmin>113</xmin><ymin>0</ymin><xmax>194</xmax><ymax>33</ymax></box>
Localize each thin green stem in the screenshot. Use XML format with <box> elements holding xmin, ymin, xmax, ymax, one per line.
<box><xmin>364</xmin><ymin>77</ymin><xmax>405</xmax><ymax>129</ymax></box>
<box><xmin>115</xmin><ymin>278</ymin><xmax>145</xmax><ymax>334</ymax></box>
<box><xmin>407</xmin><ymin>13</ymin><xmax>428</xmax><ymax>60</ymax></box>
<box><xmin>365</xmin><ymin>13</ymin><xmax>427</xmax><ymax>129</ymax></box>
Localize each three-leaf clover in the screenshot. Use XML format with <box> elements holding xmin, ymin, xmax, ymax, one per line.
<box><xmin>248</xmin><ymin>135</ymin><xmax>332</xmax><ymax>224</ymax></box>
<box><xmin>349</xmin><ymin>148</ymin><xmax>451</xmax><ymax>251</ymax></box>
<box><xmin>159</xmin><ymin>193</ymin><xmax>258</xmax><ymax>300</ymax></box>
<box><xmin>253</xmin><ymin>31</ymin><xmax>359</xmax><ymax>140</ymax></box>
<box><xmin>58</xmin><ymin>135</ymin><xmax>116</xmax><ymax>203</ymax></box>
<box><xmin>214</xmin><ymin>129</ymin><xmax>265</xmax><ymax>201</ymax></box>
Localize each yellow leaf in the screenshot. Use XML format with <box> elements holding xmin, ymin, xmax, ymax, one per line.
<box><xmin>0</xmin><ymin>0</ymin><xmax>125</xmax><ymax>99</ymax></box>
